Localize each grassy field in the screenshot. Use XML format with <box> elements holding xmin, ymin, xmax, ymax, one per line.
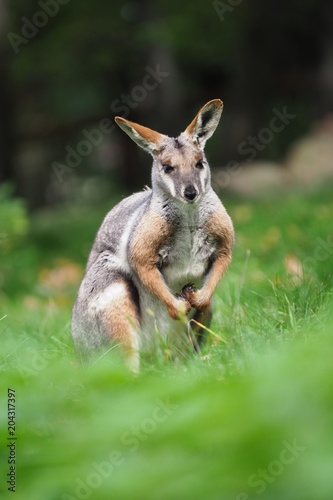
<box><xmin>1</xmin><ymin>183</ymin><xmax>333</xmax><ymax>500</ymax></box>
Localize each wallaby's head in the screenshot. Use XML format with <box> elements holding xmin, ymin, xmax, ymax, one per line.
<box><xmin>115</xmin><ymin>99</ymin><xmax>223</xmax><ymax>204</ymax></box>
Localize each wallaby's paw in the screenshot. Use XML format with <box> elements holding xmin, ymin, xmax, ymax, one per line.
<box><xmin>179</xmin><ymin>283</ymin><xmax>197</xmax><ymax>306</ymax></box>
<box><xmin>182</xmin><ymin>287</ymin><xmax>211</xmax><ymax>311</ymax></box>
<box><xmin>168</xmin><ymin>298</ymin><xmax>191</xmax><ymax>320</ymax></box>
<box><xmin>179</xmin><ymin>283</ymin><xmax>197</xmax><ymax>300</ymax></box>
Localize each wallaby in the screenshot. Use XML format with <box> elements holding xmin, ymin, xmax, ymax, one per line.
<box><xmin>72</xmin><ymin>99</ymin><xmax>235</xmax><ymax>372</ymax></box>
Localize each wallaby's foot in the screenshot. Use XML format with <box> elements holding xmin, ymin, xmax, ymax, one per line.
<box><xmin>190</xmin><ymin>304</ymin><xmax>213</xmax><ymax>348</ymax></box>
<box><xmin>181</xmin><ymin>284</ymin><xmax>212</xmax><ymax>349</ymax></box>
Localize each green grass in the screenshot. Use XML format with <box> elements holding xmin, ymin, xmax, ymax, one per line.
<box><xmin>1</xmin><ymin>184</ymin><xmax>333</xmax><ymax>499</ymax></box>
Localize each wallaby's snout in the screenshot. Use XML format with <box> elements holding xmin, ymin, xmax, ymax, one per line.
<box><xmin>184</xmin><ymin>184</ymin><xmax>198</xmax><ymax>202</ymax></box>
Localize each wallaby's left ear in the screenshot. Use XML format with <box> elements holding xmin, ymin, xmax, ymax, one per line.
<box><xmin>185</xmin><ymin>99</ymin><xmax>223</xmax><ymax>149</ymax></box>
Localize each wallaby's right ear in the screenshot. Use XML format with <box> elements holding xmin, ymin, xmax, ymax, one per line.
<box><xmin>115</xmin><ymin>117</ymin><xmax>165</xmax><ymax>155</ymax></box>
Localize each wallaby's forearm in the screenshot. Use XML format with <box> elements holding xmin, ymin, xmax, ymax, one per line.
<box><xmin>130</xmin><ymin>210</ymin><xmax>190</xmax><ymax>319</ymax></box>
<box><xmin>135</xmin><ymin>264</ymin><xmax>190</xmax><ymax>319</ymax></box>
<box><xmin>187</xmin><ymin>252</ymin><xmax>232</xmax><ymax>310</ymax></box>
<box><xmin>182</xmin><ymin>207</ymin><xmax>234</xmax><ymax>310</ymax></box>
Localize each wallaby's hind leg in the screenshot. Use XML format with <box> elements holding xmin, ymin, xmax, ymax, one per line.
<box><xmin>91</xmin><ymin>279</ymin><xmax>141</xmax><ymax>373</ymax></box>
<box><xmin>180</xmin><ymin>284</ymin><xmax>212</xmax><ymax>353</ymax></box>
<box><xmin>190</xmin><ymin>303</ymin><xmax>213</xmax><ymax>352</ymax></box>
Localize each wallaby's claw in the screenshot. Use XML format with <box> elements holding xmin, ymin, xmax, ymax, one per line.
<box><xmin>179</xmin><ymin>283</ymin><xmax>211</xmax><ymax>310</ymax></box>
<box><xmin>179</xmin><ymin>283</ymin><xmax>197</xmax><ymax>301</ymax></box>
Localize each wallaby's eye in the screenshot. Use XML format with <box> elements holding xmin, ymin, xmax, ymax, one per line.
<box><xmin>162</xmin><ymin>164</ymin><xmax>174</xmax><ymax>174</ymax></box>
<box><xmin>196</xmin><ymin>160</ymin><xmax>204</xmax><ymax>169</ymax></box>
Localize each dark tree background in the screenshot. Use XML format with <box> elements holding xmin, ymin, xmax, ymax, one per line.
<box><xmin>1</xmin><ymin>0</ymin><xmax>333</xmax><ymax>208</ymax></box>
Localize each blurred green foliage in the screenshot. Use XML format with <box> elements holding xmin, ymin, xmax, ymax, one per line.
<box><xmin>0</xmin><ymin>183</ymin><xmax>333</xmax><ymax>498</ymax></box>
<box><xmin>0</xmin><ymin>183</ymin><xmax>29</xmax><ymax>253</ymax></box>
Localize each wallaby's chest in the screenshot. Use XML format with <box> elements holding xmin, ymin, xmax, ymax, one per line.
<box><xmin>158</xmin><ymin>216</ymin><xmax>216</xmax><ymax>293</ymax></box>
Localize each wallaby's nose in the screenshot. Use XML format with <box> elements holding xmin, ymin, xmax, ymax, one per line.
<box><xmin>184</xmin><ymin>185</ymin><xmax>198</xmax><ymax>202</ymax></box>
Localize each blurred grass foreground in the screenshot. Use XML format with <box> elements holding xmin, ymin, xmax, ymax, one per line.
<box><xmin>1</xmin><ymin>182</ymin><xmax>333</xmax><ymax>500</ymax></box>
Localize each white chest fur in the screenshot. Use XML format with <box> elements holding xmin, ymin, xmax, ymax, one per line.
<box><xmin>158</xmin><ymin>204</ymin><xmax>216</xmax><ymax>293</ymax></box>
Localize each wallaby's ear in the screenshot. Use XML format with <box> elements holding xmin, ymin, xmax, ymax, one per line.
<box><xmin>115</xmin><ymin>117</ymin><xmax>165</xmax><ymax>155</ymax></box>
<box><xmin>185</xmin><ymin>99</ymin><xmax>223</xmax><ymax>149</ymax></box>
